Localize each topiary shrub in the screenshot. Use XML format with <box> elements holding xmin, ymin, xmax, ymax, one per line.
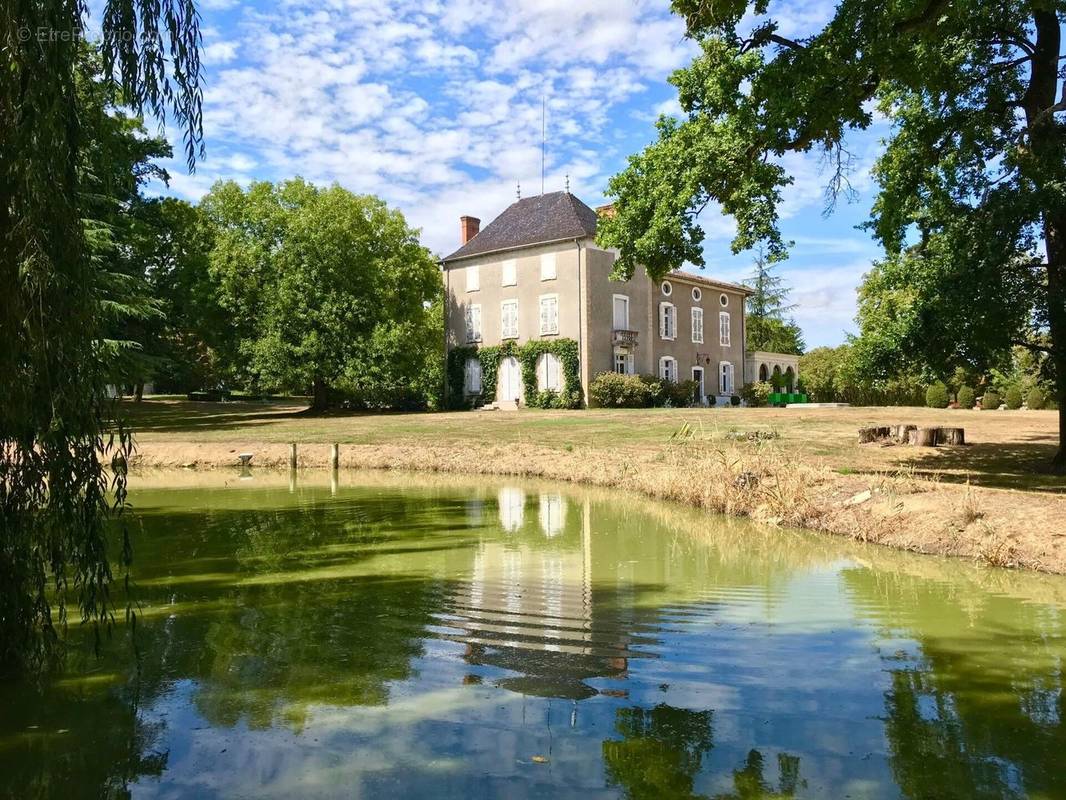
<box><xmin>1026</xmin><ymin>387</ymin><xmax>1046</xmax><ymax>410</ymax></box>
<box><xmin>925</xmin><ymin>381</ymin><xmax>950</xmax><ymax>409</ymax></box>
<box><xmin>741</xmin><ymin>381</ymin><xmax>772</xmax><ymax>407</ymax></box>
<box><xmin>589</xmin><ymin>372</ymin><xmax>651</xmax><ymax>408</ymax></box>
<box><xmin>706</xmin><ymin>394</ymin><xmax>717</xmax><ymax>407</ymax></box>
<box><xmin>730</xmin><ymin>394</ymin><xmax>741</xmax><ymax>407</ymax></box>
<box><xmin>981</xmin><ymin>390</ymin><xmax>1001</xmax><ymax>410</ymax></box>
<box><xmin>1004</xmin><ymin>386</ymin><xmax>1024</xmax><ymax>410</ymax></box>
<box><xmin>956</xmin><ymin>385</ymin><xmax>975</xmax><ymax>409</ymax></box>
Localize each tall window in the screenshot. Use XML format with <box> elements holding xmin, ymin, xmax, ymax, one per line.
<box><xmin>613</xmin><ymin>350</ymin><xmax>633</xmax><ymax>374</ymax></box>
<box><xmin>541</xmin><ymin>252</ymin><xmax>557</xmax><ymax>281</ymax></box>
<box><xmin>537</xmin><ymin>353</ymin><xmax>562</xmax><ymax>391</ymax></box>
<box><xmin>691</xmin><ymin>307</ymin><xmax>704</xmax><ymax>343</ymax></box>
<box><xmin>501</xmin><ymin>259</ymin><xmax>517</xmax><ymax>286</ymax></box>
<box><xmin>719</xmin><ymin>311</ymin><xmax>731</xmax><ymax>346</ymax></box>
<box><xmin>613</xmin><ymin>295</ymin><xmax>630</xmax><ymax>329</ymax></box>
<box><xmin>464</xmin><ymin>358</ymin><xmax>482</xmax><ymax>394</ymax></box>
<box><xmin>466</xmin><ymin>265</ymin><xmax>479</xmax><ymax>292</ymax></box>
<box><xmin>539</xmin><ymin>295</ymin><xmax>559</xmax><ymax>335</ymax></box>
<box><xmin>719</xmin><ymin>361</ymin><xmax>735</xmax><ymax>395</ymax></box>
<box><xmin>501</xmin><ymin>300</ymin><xmax>518</xmax><ymax>339</ymax></box>
<box><xmin>659</xmin><ymin>302</ymin><xmax>676</xmax><ymax>340</ymax></box>
<box><xmin>465</xmin><ymin>304</ymin><xmax>482</xmax><ymax>342</ymax></box>
<box><xmin>659</xmin><ymin>356</ymin><xmax>677</xmax><ymax>382</ymax></box>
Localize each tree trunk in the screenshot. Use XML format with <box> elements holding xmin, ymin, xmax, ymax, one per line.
<box><xmin>311</xmin><ymin>377</ymin><xmax>329</xmax><ymax>413</ymax></box>
<box><xmin>134</xmin><ymin>382</ymin><xmax>144</xmax><ymax>403</ymax></box>
<box><xmin>1025</xmin><ymin>10</ymin><xmax>1065</xmax><ymax>472</ymax></box>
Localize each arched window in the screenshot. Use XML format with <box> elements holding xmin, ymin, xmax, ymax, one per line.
<box><xmin>785</xmin><ymin>366</ymin><xmax>796</xmax><ymax>392</ymax></box>
<box><xmin>536</xmin><ymin>352</ymin><xmax>562</xmax><ymax>392</ymax></box>
<box><xmin>464</xmin><ymin>358</ymin><xmax>482</xmax><ymax>394</ymax></box>
<box><xmin>759</xmin><ymin>363</ymin><xmax>769</xmax><ymax>382</ymax></box>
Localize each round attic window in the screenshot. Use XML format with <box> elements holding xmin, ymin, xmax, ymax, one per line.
<box><xmin>719</xmin><ymin>293</ymin><xmax>729</xmax><ymax>307</ymax></box>
<box><xmin>691</xmin><ymin>287</ymin><xmax>702</xmax><ymax>302</ymax></box>
<box><xmin>661</xmin><ymin>281</ymin><xmax>672</xmax><ymax>296</ymax></box>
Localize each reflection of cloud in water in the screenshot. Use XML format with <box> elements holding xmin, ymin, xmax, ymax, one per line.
<box><xmin>497</xmin><ymin>487</ymin><xmax>524</xmax><ymax>532</ymax></box>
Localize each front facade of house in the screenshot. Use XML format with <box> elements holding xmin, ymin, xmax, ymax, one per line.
<box><xmin>442</xmin><ymin>192</ymin><xmax>787</xmax><ymax>407</ymax></box>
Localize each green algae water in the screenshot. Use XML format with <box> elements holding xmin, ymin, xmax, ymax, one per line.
<box><xmin>2</xmin><ymin>471</ymin><xmax>1065</xmax><ymax>800</ymax></box>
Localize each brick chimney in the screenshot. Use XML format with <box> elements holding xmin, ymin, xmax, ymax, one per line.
<box><xmin>460</xmin><ymin>215</ymin><xmax>480</xmax><ymax>244</ymax></box>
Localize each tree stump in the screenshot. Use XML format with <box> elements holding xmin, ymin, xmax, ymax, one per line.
<box><xmin>908</xmin><ymin>427</ymin><xmax>939</xmax><ymax>447</ymax></box>
<box><xmin>890</xmin><ymin>424</ymin><xmax>917</xmax><ymax>442</ymax></box>
<box><xmin>858</xmin><ymin>426</ymin><xmax>891</xmax><ymax>444</ymax></box>
<box><xmin>937</xmin><ymin>427</ymin><xmax>966</xmax><ymax>446</ymax></box>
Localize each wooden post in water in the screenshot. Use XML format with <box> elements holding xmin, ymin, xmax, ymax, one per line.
<box><xmin>289</xmin><ymin>443</ymin><xmax>298</xmax><ymax>469</ymax></box>
<box><xmin>330</xmin><ymin>443</ymin><xmax>340</xmax><ymax>470</ymax></box>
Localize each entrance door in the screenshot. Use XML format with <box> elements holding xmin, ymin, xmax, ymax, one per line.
<box><xmin>692</xmin><ymin>367</ymin><xmax>705</xmax><ymax>405</ymax></box>
<box><xmin>498</xmin><ymin>356</ymin><xmax>522</xmax><ymax>407</ymax></box>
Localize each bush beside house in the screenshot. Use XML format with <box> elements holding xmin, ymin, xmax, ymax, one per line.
<box><xmin>1005</xmin><ymin>386</ymin><xmax>1024</xmax><ymax>410</ymax></box>
<box><xmin>981</xmin><ymin>390</ymin><xmax>1001</xmax><ymax>410</ymax></box>
<box><xmin>956</xmin><ymin>385</ymin><xmax>975</xmax><ymax>409</ymax></box>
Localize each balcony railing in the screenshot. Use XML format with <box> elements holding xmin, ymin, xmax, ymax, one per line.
<box><xmin>612</xmin><ymin>329</ymin><xmax>638</xmax><ymax>347</ymax></box>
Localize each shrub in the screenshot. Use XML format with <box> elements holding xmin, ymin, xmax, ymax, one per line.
<box><xmin>638</xmin><ymin>375</ymin><xmax>666</xmax><ymax>406</ymax></box>
<box><xmin>981</xmin><ymin>390</ymin><xmax>1001</xmax><ymax>410</ymax></box>
<box><xmin>925</xmin><ymin>381</ymin><xmax>950</xmax><ymax>409</ymax></box>
<box><xmin>1004</xmin><ymin>386</ymin><xmax>1024</xmax><ymax>410</ymax></box>
<box><xmin>664</xmin><ymin>379</ymin><xmax>698</xmax><ymax>407</ymax></box>
<box><xmin>730</xmin><ymin>394</ymin><xmax>741</xmax><ymax>407</ymax></box>
<box><xmin>589</xmin><ymin>372</ymin><xmax>651</xmax><ymax>408</ymax></box>
<box><xmin>956</xmin><ymin>385</ymin><xmax>975</xmax><ymax>409</ymax></box>
<box><xmin>1026</xmin><ymin>387</ymin><xmax>1046</xmax><ymax>410</ymax></box>
<box><xmin>741</xmin><ymin>381</ymin><xmax>772</xmax><ymax>407</ymax></box>
<box><xmin>706</xmin><ymin>394</ymin><xmax>717</xmax><ymax>407</ymax></box>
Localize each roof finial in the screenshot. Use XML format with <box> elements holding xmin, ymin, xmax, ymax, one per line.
<box><xmin>565</xmin><ymin>174</ymin><xmax>570</xmax><ymax>193</ymax></box>
<box><xmin>516</xmin><ymin>180</ymin><xmax>521</xmax><ymax>200</ymax></box>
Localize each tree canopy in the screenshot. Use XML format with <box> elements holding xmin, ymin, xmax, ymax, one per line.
<box><xmin>203</xmin><ymin>179</ymin><xmax>441</xmax><ymax>410</ymax></box>
<box><xmin>746</xmin><ymin>248</ymin><xmax>804</xmax><ymax>355</ymax></box>
<box><xmin>597</xmin><ymin>0</ymin><xmax>1066</xmax><ymax>470</ymax></box>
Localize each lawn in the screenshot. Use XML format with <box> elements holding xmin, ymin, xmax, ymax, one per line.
<box><xmin>124</xmin><ymin>396</ymin><xmax>1064</xmax><ymax>494</ymax></box>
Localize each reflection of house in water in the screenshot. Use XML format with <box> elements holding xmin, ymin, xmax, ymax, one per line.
<box><xmin>452</xmin><ymin>490</ymin><xmax>652</xmax><ymax>700</ymax></box>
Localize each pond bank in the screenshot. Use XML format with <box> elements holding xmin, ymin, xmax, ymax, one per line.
<box><xmin>128</xmin><ymin>438</ymin><xmax>1066</xmax><ymax>575</ymax></box>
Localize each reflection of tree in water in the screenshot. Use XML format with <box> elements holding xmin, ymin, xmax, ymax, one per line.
<box><xmin>0</xmin><ymin>677</ymin><xmax>167</xmax><ymax>800</ymax></box>
<box><xmin>602</xmin><ymin>704</ymin><xmax>802</xmax><ymax>800</ymax></box>
<box><xmin>711</xmin><ymin>750</ymin><xmax>804</xmax><ymax>800</ymax></box>
<box><xmin>189</xmin><ymin>495</ymin><xmax>460</xmax><ymax>730</ymax></box>
<box><xmin>843</xmin><ymin>568</ymin><xmax>1066</xmax><ymax>800</ymax></box>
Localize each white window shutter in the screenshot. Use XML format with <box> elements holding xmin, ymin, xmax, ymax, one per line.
<box><xmin>502</xmin><ymin>259</ymin><xmax>517</xmax><ymax>286</ymax></box>
<box><xmin>720</xmin><ymin>311</ymin><xmax>731</xmax><ymax>346</ymax></box>
<box><xmin>541</xmin><ymin>252</ymin><xmax>557</xmax><ymax>280</ymax></box>
<box><xmin>466</xmin><ymin>265</ymin><xmax>479</xmax><ymax>292</ymax></box>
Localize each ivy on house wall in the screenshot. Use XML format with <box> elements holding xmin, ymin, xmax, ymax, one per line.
<box><xmin>445</xmin><ymin>345</ymin><xmax>478</xmax><ymax>409</ymax></box>
<box><xmin>446</xmin><ymin>338</ymin><xmax>583</xmax><ymax>410</ymax></box>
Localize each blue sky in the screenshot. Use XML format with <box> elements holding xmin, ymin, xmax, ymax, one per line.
<box><xmin>147</xmin><ymin>0</ymin><xmax>890</xmax><ymax>349</ymax></box>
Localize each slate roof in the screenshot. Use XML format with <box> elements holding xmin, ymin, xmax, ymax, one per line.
<box><xmin>441</xmin><ymin>191</ymin><xmax>753</xmax><ymax>295</ymax></box>
<box><xmin>442</xmin><ymin>191</ymin><xmax>599</xmax><ymax>261</ymax></box>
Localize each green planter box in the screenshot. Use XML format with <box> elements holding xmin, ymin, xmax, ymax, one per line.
<box><xmin>768</xmin><ymin>392</ymin><xmax>807</xmax><ymax>406</ymax></box>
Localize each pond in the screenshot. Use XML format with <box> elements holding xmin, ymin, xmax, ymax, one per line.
<box><xmin>2</xmin><ymin>470</ymin><xmax>1065</xmax><ymax>799</ymax></box>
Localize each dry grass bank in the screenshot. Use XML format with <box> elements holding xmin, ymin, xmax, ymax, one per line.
<box><xmin>123</xmin><ymin>398</ymin><xmax>1066</xmax><ymax>575</ymax></box>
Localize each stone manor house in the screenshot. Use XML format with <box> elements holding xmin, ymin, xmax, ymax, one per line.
<box><xmin>441</xmin><ymin>191</ymin><xmax>798</xmax><ymax>407</ymax></box>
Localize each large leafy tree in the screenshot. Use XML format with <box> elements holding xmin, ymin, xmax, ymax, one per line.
<box><xmin>204</xmin><ymin>179</ymin><xmax>441</xmax><ymax>411</ymax></box>
<box><xmin>597</xmin><ymin>1</ymin><xmax>1066</xmax><ymax>471</ymax></box>
<box><xmin>1</xmin><ymin>1</ymin><xmax>202</xmax><ymax>672</ymax></box>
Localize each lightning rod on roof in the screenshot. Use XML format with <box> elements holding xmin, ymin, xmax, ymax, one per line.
<box><xmin>541</xmin><ymin>94</ymin><xmax>546</xmax><ymax>196</ymax></box>
<box><xmin>565</xmin><ymin>174</ymin><xmax>570</xmax><ymax>193</ymax></box>
<box><xmin>516</xmin><ymin>180</ymin><xmax>521</xmax><ymax>200</ymax></box>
